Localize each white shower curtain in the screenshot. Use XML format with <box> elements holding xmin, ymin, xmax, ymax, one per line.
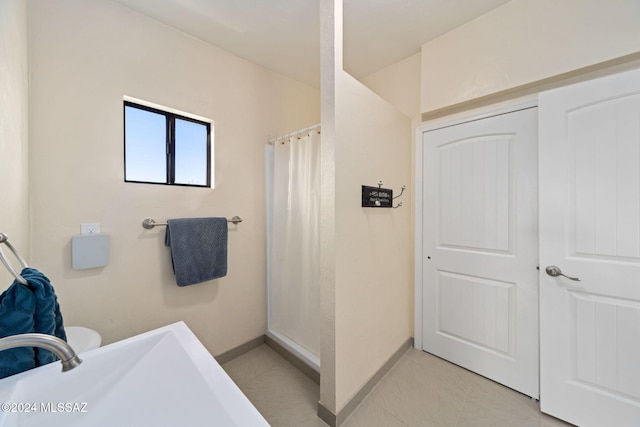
<box><xmin>268</xmin><ymin>130</ymin><xmax>320</xmax><ymax>360</ymax></box>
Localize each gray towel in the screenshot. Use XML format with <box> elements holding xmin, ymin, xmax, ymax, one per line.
<box><xmin>164</xmin><ymin>217</ymin><xmax>228</xmax><ymax>286</ymax></box>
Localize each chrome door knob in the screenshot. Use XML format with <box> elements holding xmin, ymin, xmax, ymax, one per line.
<box><xmin>545</xmin><ymin>265</ymin><xmax>581</xmax><ymax>281</ymax></box>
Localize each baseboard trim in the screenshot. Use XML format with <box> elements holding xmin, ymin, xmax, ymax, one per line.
<box><xmin>265</xmin><ymin>335</ymin><xmax>320</xmax><ymax>384</ymax></box>
<box><xmin>317</xmin><ymin>337</ymin><xmax>413</xmax><ymax>427</ymax></box>
<box><xmin>317</xmin><ymin>402</ymin><xmax>336</xmax><ymax>426</ymax></box>
<box><xmin>216</xmin><ymin>333</ymin><xmax>321</xmax><ymax>385</ymax></box>
<box><xmin>214</xmin><ymin>335</ymin><xmax>265</xmax><ymax>365</ymax></box>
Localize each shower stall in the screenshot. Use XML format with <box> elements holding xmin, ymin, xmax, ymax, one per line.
<box><xmin>265</xmin><ymin>125</ymin><xmax>321</xmax><ymax>370</ymax></box>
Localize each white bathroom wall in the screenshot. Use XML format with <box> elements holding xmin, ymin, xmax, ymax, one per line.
<box><xmin>319</xmin><ymin>0</ymin><xmax>340</xmax><ymax>412</ymax></box>
<box><xmin>320</xmin><ymin>0</ymin><xmax>413</xmax><ymax>415</ymax></box>
<box><xmin>334</xmin><ymin>71</ymin><xmax>413</xmax><ymax>411</ymax></box>
<box><xmin>0</xmin><ymin>0</ymin><xmax>30</xmax><ymax>286</ymax></box>
<box><xmin>360</xmin><ymin>53</ymin><xmax>421</xmax><ymax>123</ymax></box>
<box><xmin>421</xmin><ymin>0</ymin><xmax>640</xmax><ymax>114</ymax></box>
<box><xmin>27</xmin><ymin>0</ymin><xmax>319</xmax><ymax>355</ymax></box>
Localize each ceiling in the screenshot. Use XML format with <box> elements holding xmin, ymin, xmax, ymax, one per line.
<box><xmin>111</xmin><ymin>0</ymin><xmax>511</xmax><ymax>87</ymax></box>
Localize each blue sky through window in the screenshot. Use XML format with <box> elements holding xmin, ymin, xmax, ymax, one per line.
<box><xmin>124</xmin><ymin>101</ymin><xmax>211</xmax><ymax>187</ymax></box>
<box><xmin>175</xmin><ymin>119</ymin><xmax>208</xmax><ymax>185</ymax></box>
<box><xmin>124</xmin><ymin>106</ymin><xmax>166</xmax><ymax>183</ymax></box>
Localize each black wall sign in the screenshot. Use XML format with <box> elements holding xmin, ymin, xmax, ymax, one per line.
<box><xmin>362</xmin><ymin>185</ymin><xmax>393</xmax><ymax>208</ymax></box>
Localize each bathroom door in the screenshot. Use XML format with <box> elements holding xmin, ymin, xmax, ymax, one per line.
<box><xmin>421</xmin><ymin>107</ymin><xmax>539</xmax><ymax>398</ymax></box>
<box><xmin>539</xmin><ymin>68</ymin><xmax>640</xmax><ymax>426</ymax></box>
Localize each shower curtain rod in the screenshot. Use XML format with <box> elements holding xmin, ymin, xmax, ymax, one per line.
<box><xmin>268</xmin><ymin>123</ymin><xmax>321</xmax><ymax>144</ymax></box>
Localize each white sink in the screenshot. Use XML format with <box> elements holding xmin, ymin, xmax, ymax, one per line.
<box><xmin>0</xmin><ymin>322</ymin><xmax>269</xmax><ymax>427</ymax></box>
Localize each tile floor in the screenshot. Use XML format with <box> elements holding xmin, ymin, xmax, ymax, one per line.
<box><xmin>221</xmin><ymin>344</ymin><xmax>574</xmax><ymax>427</ymax></box>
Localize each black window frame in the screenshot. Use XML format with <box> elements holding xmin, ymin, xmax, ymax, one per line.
<box><xmin>123</xmin><ymin>100</ymin><xmax>212</xmax><ymax>188</ymax></box>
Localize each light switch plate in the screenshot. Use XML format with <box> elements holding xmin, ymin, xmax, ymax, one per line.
<box><xmin>81</xmin><ymin>223</ymin><xmax>101</xmax><ymax>235</ymax></box>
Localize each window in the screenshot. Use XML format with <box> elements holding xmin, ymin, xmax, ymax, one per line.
<box><xmin>124</xmin><ymin>101</ymin><xmax>211</xmax><ymax>187</ymax></box>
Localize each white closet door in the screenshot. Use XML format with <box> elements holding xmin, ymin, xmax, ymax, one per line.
<box><xmin>539</xmin><ymin>68</ymin><xmax>640</xmax><ymax>426</ymax></box>
<box><xmin>421</xmin><ymin>107</ymin><xmax>539</xmax><ymax>398</ymax></box>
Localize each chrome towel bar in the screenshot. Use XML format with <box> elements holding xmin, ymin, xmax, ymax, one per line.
<box><xmin>142</xmin><ymin>216</ymin><xmax>243</xmax><ymax>229</ymax></box>
<box><xmin>0</xmin><ymin>233</ymin><xmax>29</xmax><ymax>285</ymax></box>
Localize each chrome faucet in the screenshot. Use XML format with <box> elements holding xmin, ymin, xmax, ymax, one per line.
<box><xmin>0</xmin><ymin>333</ymin><xmax>82</xmax><ymax>372</ymax></box>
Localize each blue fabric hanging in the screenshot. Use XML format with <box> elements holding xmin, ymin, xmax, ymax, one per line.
<box><xmin>0</xmin><ymin>268</ymin><xmax>66</xmax><ymax>379</ymax></box>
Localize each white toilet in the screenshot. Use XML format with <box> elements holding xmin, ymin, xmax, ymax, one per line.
<box><xmin>65</xmin><ymin>326</ymin><xmax>102</xmax><ymax>353</ymax></box>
